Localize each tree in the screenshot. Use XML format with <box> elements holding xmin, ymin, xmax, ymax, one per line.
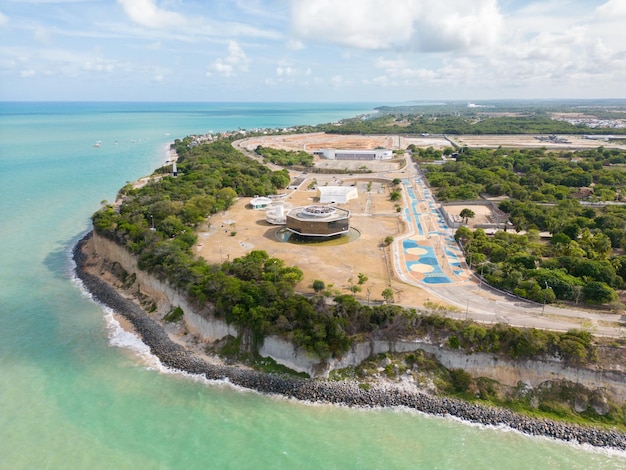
<box><xmin>390</xmin><ymin>190</ymin><xmax>402</xmax><ymax>202</ymax></box>
<box><xmin>382</xmin><ymin>287</ymin><xmax>394</xmax><ymax>303</ymax></box>
<box><xmin>357</xmin><ymin>273</ymin><xmax>368</xmax><ymax>285</ymax></box>
<box><xmin>454</xmin><ymin>226</ymin><xmax>472</xmax><ymax>245</ymax></box>
<box><xmin>217</xmin><ymin>187</ymin><xmax>238</xmax><ymax>209</ymax></box>
<box><xmin>383</xmin><ymin>236</ymin><xmax>394</xmax><ymax>246</ymax></box>
<box><xmin>312</xmin><ymin>279</ymin><xmax>325</xmax><ymax>293</ymax></box>
<box><xmin>449</xmin><ymin>368</ymin><xmax>472</xmax><ymax>393</ymax></box>
<box><xmin>459</xmin><ymin>208</ymin><xmax>475</xmax><ymax>224</ymax></box>
<box><xmin>583</xmin><ymin>281</ymin><xmax>617</xmax><ymax>304</ymax></box>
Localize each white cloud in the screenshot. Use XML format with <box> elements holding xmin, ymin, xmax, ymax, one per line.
<box><xmin>288</xmin><ymin>0</ymin><xmax>503</xmax><ymax>52</ymax></box>
<box><xmin>8</xmin><ymin>0</ymin><xmax>86</xmax><ymax>3</ymax></box>
<box><xmin>275</xmin><ymin>60</ymin><xmax>311</xmax><ymax>78</ymax></box>
<box><xmin>0</xmin><ymin>11</ymin><xmax>8</xmax><ymax>27</ymax></box>
<box><xmin>206</xmin><ymin>41</ymin><xmax>249</xmax><ymax>78</ymax></box>
<box><xmin>117</xmin><ymin>0</ymin><xmax>186</xmax><ymax>29</ymax></box>
<box><xmin>115</xmin><ymin>0</ymin><xmax>280</xmax><ymax>41</ymax></box>
<box><xmin>82</xmin><ymin>58</ymin><xmax>116</xmax><ymax>73</ymax></box>
<box><xmin>285</xmin><ymin>38</ymin><xmax>304</xmax><ymax>51</ymax></box>
<box><xmin>33</xmin><ymin>25</ymin><xmax>51</xmax><ymax>43</ymax></box>
<box><xmin>0</xmin><ymin>45</ymin><xmax>136</xmax><ymax>81</ymax></box>
<box><xmin>360</xmin><ymin>1</ymin><xmax>618</xmax><ymax>95</ymax></box>
<box><xmin>596</xmin><ymin>0</ymin><xmax>626</xmax><ymax>18</ymax></box>
<box><xmin>330</xmin><ymin>75</ymin><xmax>351</xmax><ymax>87</ymax></box>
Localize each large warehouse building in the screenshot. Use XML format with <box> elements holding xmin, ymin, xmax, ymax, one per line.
<box><xmin>315</xmin><ymin>149</ymin><xmax>393</xmax><ymax>160</ymax></box>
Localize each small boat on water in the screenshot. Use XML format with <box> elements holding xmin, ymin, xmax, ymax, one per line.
<box><xmin>93</xmin><ymin>140</ymin><xmax>102</xmax><ymax>148</ymax></box>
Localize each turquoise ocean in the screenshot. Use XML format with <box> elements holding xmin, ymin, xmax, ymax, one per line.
<box><xmin>0</xmin><ymin>101</ymin><xmax>624</xmax><ymax>469</ymax></box>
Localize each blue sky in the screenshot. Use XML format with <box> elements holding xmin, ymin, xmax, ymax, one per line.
<box><xmin>0</xmin><ymin>0</ymin><xmax>624</xmax><ymax>102</ymax></box>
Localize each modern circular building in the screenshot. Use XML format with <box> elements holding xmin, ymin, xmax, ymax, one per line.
<box><xmin>285</xmin><ymin>205</ymin><xmax>350</xmax><ymax>237</ymax></box>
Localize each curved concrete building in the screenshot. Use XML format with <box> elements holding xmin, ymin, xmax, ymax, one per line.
<box><xmin>285</xmin><ymin>205</ymin><xmax>350</xmax><ymax>237</ymax></box>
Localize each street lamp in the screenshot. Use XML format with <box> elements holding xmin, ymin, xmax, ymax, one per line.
<box><xmin>273</xmin><ymin>260</ymin><xmax>277</xmax><ymax>284</ymax></box>
<box><xmin>478</xmin><ymin>263</ymin><xmax>485</xmax><ymax>291</ymax></box>
<box><xmin>542</xmin><ymin>281</ymin><xmax>549</xmax><ymax>315</ymax></box>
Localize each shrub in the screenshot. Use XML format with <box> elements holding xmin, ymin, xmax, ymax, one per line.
<box><xmin>163</xmin><ymin>306</ymin><xmax>184</xmax><ymax>323</ymax></box>
<box><xmin>449</xmin><ymin>368</ymin><xmax>472</xmax><ymax>393</ymax></box>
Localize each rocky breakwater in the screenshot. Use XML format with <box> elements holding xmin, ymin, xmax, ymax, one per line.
<box><xmin>74</xmin><ymin>232</ymin><xmax>626</xmax><ymax>451</ymax></box>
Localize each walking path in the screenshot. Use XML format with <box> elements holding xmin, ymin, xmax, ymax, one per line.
<box><xmin>390</xmin><ymin>157</ymin><xmax>625</xmax><ymax>338</ymax></box>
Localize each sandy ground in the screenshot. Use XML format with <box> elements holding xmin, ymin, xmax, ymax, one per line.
<box><xmin>442</xmin><ymin>204</ymin><xmax>497</xmax><ymax>227</ymax></box>
<box><xmin>240</xmin><ymin>132</ymin><xmax>626</xmax><ymax>154</ymax></box>
<box><xmin>186</xmin><ymin>130</ymin><xmax>626</xmax><ymax>307</ymax></box>
<box><xmin>239</xmin><ymin>132</ymin><xmax>398</xmax><ymax>153</ymax></box>
<box><xmin>195</xmin><ymin>178</ymin><xmax>431</xmax><ymax>306</ymax></box>
<box><xmin>450</xmin><ymin>134</ymin><xmax>626</xmax><ymax>150</ymax></box>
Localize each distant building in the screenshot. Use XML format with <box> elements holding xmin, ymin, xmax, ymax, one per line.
<box><xmin>317</xmin><ymin>186</ymin><xmax>358</xmax><ymax>204</ymax></box>
<box><xmin>315</xmin><ymin>149</ymin><xmax>393</xmax><ymax>160</ymax></box>
<box><xmin>287</xmin><ymin>176</ymin><xmax>307</xmax><ymax>190</ymax></box>
<box><xmin>286</xmin><ymin>205</ymin><xmax>350</xmax><ymax>237</ymax></box>
<box><xmin>250</xmin><ymin>196</ymin><xmax>272</xmax><ymax>209</ymax></box>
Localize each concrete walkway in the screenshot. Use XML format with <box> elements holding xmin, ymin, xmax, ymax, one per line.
<box><xmin>390</xmin><ymin>158</ymin><xmax>625</xmax><ymax>338</ymax></box>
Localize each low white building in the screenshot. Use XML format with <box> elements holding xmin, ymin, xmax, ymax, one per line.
<box><xmin>317</xmin><ymin>186</ymin><xmax>358</xmax><ymax>204</ymax></box>
<box><xmin>250</xmin><ymin>196</ymin><xmax>272</xmax><ymax>209</ymax></box>
<box><xmin>316</xmin><ymin>149</ymin><xmax>393</xmax><ymax>160</ymax></box>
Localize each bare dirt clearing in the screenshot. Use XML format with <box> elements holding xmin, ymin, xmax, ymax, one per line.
<box><xmin>238</xmin><ymin>132</ymin><xmax>396</xmax><ymax>152</ymax></box>
<box><xmin>196</xmin><ymin>132</ymin><xmax>454</xmax><ymax>306</ymax></box>
<box><xmin>195</xmin><ymin>179</ymin><xmax>431</xmax><ymax>306</ymax></box>
<box><xmin>452</xmin><ymin>134</ymin><xmax>626</xmax><ymax>150</ymax></box>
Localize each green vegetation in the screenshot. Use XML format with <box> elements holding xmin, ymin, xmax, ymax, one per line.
<box><xmin>255</xmin><ymin>145</ymin><xmax>314</xmax><ymax>167</ymax></box>
<box><xmin>313</xmin><ymin>107</ymin><xmax>626</xmax><ymax>136</ymax></box>
<box><xmin>416</xmin><ymin>315</ymin><xmax>597</xmax><ymax>365</ymax></box>
<box><xmin>312</xmin><ymin>279</ymin><xmax>325</xmax><ymax>293</ymax></box>
<box><xmin>92</xmin><ymin>133</ymin><xmax>615</xmax><ymax>367</ymax></box>
<box><xmin>459</xmin><ymin>208</ymin><xmax>475</xmax><ymax>224</ymax></box>
<box><xmin>163</xmin><ymin>306</ymin><xmax>184</xmax><ymax>323</ymax></box>
<box><xmin>381</xmin><ymin>288</ymin><xmax>394</xmax><ymax>303</ymax></box>
<box><xmin>435</xmin><ymin>146</ymin><xmax>626</xmax><ymax>305</ymax></box>
<box><xmin>344</xmin><ymin>350</ymin><xmax>626</xmax><ymax>430</ymax></box>
<box><xmin>251</xmin><ymin>356</ymin><xmax>310</xmax><ymax>378</ymax></box>
<box><xmin>424</xmin><ymin>146</ymin><xmax>626</xmax><ymax>203</ymax></box>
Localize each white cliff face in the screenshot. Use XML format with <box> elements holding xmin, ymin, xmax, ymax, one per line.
<box><xmin>91</xmin><ymin>233</ymin><xmax>626</xmax><ymax>402</ymax></box>
<box><xmin>91</xmin><ymin>233</ymin><xmax>236</xmax><ymax>341</ymax></box>
<box><xmin>260</xmin><ymin>336</ymin><xmax>626</xmax><ymax>402</ymax></box>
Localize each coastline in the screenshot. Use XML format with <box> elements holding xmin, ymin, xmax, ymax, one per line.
<box><xmin>73</xmin><ymin>231</ymin><xmax>626</xmax><ymax>451</ymax></box>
